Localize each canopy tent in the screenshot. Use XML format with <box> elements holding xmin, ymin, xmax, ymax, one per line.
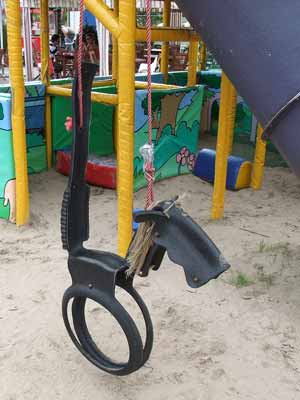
<box><xmin>20</xmin><ymin>0</ymin><xmax>79</xmax><ymax>7</ymax></box>
<box><xmin>136</xmin><ymin>1</ymin><xmax>182</xmax><ymax>27</ymax></box>
<box><xmin>136</xmin><ymin>1</ymin><xmax>179</xmax><ymax>9</ymax></box>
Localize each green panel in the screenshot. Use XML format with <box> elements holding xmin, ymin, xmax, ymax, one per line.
<box><xmin>0</xmin><ymin>81</ymin><xmax>46</xmax><ymax>96</ymax></box>
<box><xmin>200</xmin><ymin>70</ymin><xmax>286</xmax><ymax>166</ymax></box>
<box><xmin>199</xmin><ymin>70</ymin><xmax>255</xmax><ymax>145</ymax></box>
<box><xmin>134</xmin><ymin>85</ymin><xmax>204</xmax><ymax>191</ymax></box>
<box><xmin>91</xmin><ymin>86</ymin><xmax>116</xmax><ymax>155</ymax></box>
<box><xmin>167</xmin><ymin>71</ymin><xmax>221</xmax><ymax>88</ymax></box>
<box><xmin>0</xmin><ymin>84</ymin><xmax>47</xmax><ymax>176</ymax></box>
<box><xmin>199</xmin><ymin>70</ymin><xmax>222</xmax><ymax>89</ymax></box>
<box><xmin>0</xmin><ymin>129</ymin><xmax>15</xmax><ymax>221</ymax></box>
<box><xmin>27</xmin><ymin>145</ymin><xmax>47</xmax><ymax>174</ymax></box>
<box><xmin>50</xmin><ymin>78</ymin><xmax>73</xmax><ymax>85</ymax></box>
<box><xmin>0</xmin><ymin>85</ymin><xmax>11</xmax><ymax>94</ymax></box>
<box><xmin>167</xmin><ymin>71</ymin><xmax>188</xmax><ymax>87</ymax></box>
<box><xmin>209</xmin><ymin>94</ymin><xmax>255</xmax><ymax>144</ymax></box>
<box><xmin>52</xmin><ymin>85</ymin><xmax>115</xmax><ymax>157</ymax></box>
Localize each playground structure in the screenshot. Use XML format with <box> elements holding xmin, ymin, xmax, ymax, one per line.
<box><xmin>0</xmin><ymin>2</ymin><xmax>299</xmax><ymax>384</ymax></box>
<box><xmin>1</xmin><ymin>0</ymin><xmax>270</xmax><ymax>257</ymax></box>
<box><xmin>54</xmin><ymin>80</ymin><xmax>205</xmax><ymax>191</ymax></box>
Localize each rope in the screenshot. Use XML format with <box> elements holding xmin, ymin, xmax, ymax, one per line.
<box><xmin>127</xmin><ymin>1</ymin><xmax>156</xmax><ymax>274</ymax></box>
<box><xmin>78</xmin><ymin>0</ymin><xmax>84</xmax><ymax>128</ymax></box>
<box><xmin>145</xmin><ymin>0</ymin><xmax>155</xmax><ymax>209</ymax></box>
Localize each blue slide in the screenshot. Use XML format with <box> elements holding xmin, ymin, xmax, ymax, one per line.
<box><xmin>176</xmin><ymin>0</ymin><xmax>300</xmax><ymax>177</ymax></box>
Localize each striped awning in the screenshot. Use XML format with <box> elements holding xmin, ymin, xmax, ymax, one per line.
<box><xmin>20</xmin><ymin>0</ymin><xmax>79</xmax><ymax>7</ymax></box>
<box><xmin>13</xmin><ymin>1</ymin><xmax>179</xmax><ymax>10</ymax></box>
<box><xmin>2</xmin><ymin>0</ymin><xmax>181</xmax><ymax>12</ymax></box>
<box><xmin>136</xmin><ymin>1</ymin><xmax>179</xmax><ymax>10</ymax></box>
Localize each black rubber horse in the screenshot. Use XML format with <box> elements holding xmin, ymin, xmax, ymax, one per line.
<box><xmin>61</xmin><ymin>62</ymin><xmax>230</xmax><ymax>376</ymax></box>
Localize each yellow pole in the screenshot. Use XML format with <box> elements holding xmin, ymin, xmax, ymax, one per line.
<box><xmin>225</xmin><ymin>83</ymin><xmax>237</xmax><ymax>155</ymax></box>
<box><xmin>112</xmin><ymin>0</ymin><xmax>119</xmax><ymax>79</ymax></box>
<box><xmin>251</xmin><ymin>124</ymin><xmax>266</xmax><ymax>190</ymax></box>
<box><xmin>6</xmin><ymin>0</ymin><xmax>29</xmax><ymax>225</ymax></box>
<box><xmin>117</xmin><ymin>0</ymin><xmax>136</xmax><ymax>256</ymax></box>
<box><xmin>47</xmin><ymin>85</ymin><xmax>118</xmax><ymax>105</ymax></box>
<box><xmin>40</xmin><ymin>0</ymin><xmax>50</xmax><ymax>84</ymax></box>
<box><xmin>187</xmin><ymin>38</ymin><xmax>198</xmax><ymax>86</ymax></box>
<box><xmin>44</xmin><ymin>96</ymin><xmax>52</xmax><ymax>168</ymax></box>
<box><xmin>84</xmin><ymin>0</ymin><xmax>120</xmax><ymax>37</ymax></box>
<box><xmin>211</xmin><ymin>72</ymin><xmax>235</xmax><ymax>220</ymax></box>
<box><xmin>40</xmin><ymin>0</ymin><xmax>52</xmax><ymax>169</ymax></box>
<box><xmin>161</xmin><ymin>0</ymin><xmax>171</xmax><ymax>84</ymax></box>
<box><xmin>61</xmin><ymin>79</ymin><xmax>116</xmax><ymax>88</ymax></box>
<box><xmin>112</xmin><ymin>0</ymin><xmax>119</xmax><ymax>155</ymax></box>
<box><xmin>136</xmin><ymin>28</ymin><xmax>197</xmax><ymax>42</ymax></box>
<box><xmin>199</xmin><ymin>42</ymin><xmax>207</xmax><ymax>71</ymax></box>
<box><xmin>135</xmin><ymin>81</ymin><xmax>180</xmax><ymax>90</ymax></box>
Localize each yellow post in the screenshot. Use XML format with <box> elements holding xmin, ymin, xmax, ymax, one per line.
<box><xmin>40</xmin><ymin>0</ymin><xmax>50</xmax><ymax>85</ymax></box>
<box><xmin>112</xmin><ymin>0</ymin><xmax>119</xmax><ymax>80</ymax></box>
<box><xmin>61</xmin><ymin>79</ymin><xmax>116</xmax><ymax>88</ymax></box>
<box><xmin>135</xmin><ymin>81</ymin><xmax>179</xmax><ymax>90</ymax></box>
<box><xmin>251</xmin><ymin>124</ymin><xmax>266</xmax><ymax>190</ymax></box>
<box><xmin>6</xmin><ymin>0</ymin><xmax>29</xmax><ymax>225</ymax></box>
<box><xmin>199</xmin><ymin>42</ymin><xmax>207</xmax><ymax>71</ymax></box>
<box><xmin>112</xmin><ymin>0</ymin><xmax>119</xmax><ymax>155</ymax></box>
<box><xmin>84</xmin><ymin>0</ymin><xmax>120</xmax><ymax>37</ymax></box>
<box><xmin>211</xmin><ymin>73</ymin><xmax>236</xmax><ymax>219</ymax></box>
<box><xmin>225</xmin><ymin>83</ymin><xmax>237</xmax><ymax>155</ymax></box>
<box><xmin>40</xmin><ymin>0</ymin><xmax>52</xmax><ymax>169</ymax></box>
<box><xmin>47</xmin><ymin>85</ymin><xmax>118</xmax><ymax>105</ymax></box>
<box><xmin>117</xmin><ymin>0</ymin><xmax>136</xmax><ymax>256</ymax></box>
<box><xmin>161</xmin><ymin>0</ymin><xmax>171</xmax><ymax>83</ymax></box>
<box><xmin>187</xmin><ymin>38</ymin><xmax>198</xmax><ymax>86</ymax></box>
<box><xmin>136</xmin><ymin>28</ymin><xmax>196</xmax><ymax>42</ymax></box>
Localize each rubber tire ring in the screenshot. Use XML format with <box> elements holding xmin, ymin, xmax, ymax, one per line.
<box><xmin>62</xmin><ymin>283</ymin><xmax>153</xmax><ymax>375</ymax></box>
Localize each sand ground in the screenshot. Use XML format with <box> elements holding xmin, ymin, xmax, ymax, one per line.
<box><xmin>1</xmin><ymin>167</ymin><xmax>300</xmax><ymax>400</ymax></box>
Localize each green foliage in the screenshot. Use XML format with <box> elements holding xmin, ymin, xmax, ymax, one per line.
<box><xmin>137</xmin><ymin>11</ymin><xmax>163</xmax><ymax>27</ymax></box>
<box><xmin>258</xmin><ymin>240</ymin><xmax>290</xmax><ymax>255</ymax></box>
<box><xmin>230</xmin><ymin>272</ymin><xmax>253</xmax><ymax>288</ymax></box>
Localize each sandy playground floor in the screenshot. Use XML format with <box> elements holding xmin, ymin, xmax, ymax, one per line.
<box><xmin>1</xmin><ymin>166</ymin><xmax>300</xmax><ymax>400</ymax></box>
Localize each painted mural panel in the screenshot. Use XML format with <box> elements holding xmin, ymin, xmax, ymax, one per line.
<box><xmin>134</xmin><ymin>86</ymin><xmax>204</xmax><ymax>191</ymax></box>
<box><xmin>0</xmin><ymin>133</ymin><xmax>15</xmax><ymax>222</ymax></box>
<box><xmin>0</xmin><ymin>83</ymin><xmax>46</xmax><ymax>222</ymax></box>
<box><xmin>0</xmin><ymin>83</ymin><xmax>47</xmax><ymax>175</ymax></box>
<box><xmin>51</xmin><ymin>85</ymin><xmax>115</xmax><ymax>158</ymax></box>
<box><xmin>24</xmin><ymin>84</ymin><xmax>47</xmax><ymax>174</ymax></box>
<box><xmin>0</xmin><ymin>95</ymin><xmax>15</xmax><ymax>222</ymax></box>
<box><xmin>198</xmin><ymin>70</ymin><xmax>258</xmax><ymax>142</ymax></box>
<box><xmin>167</xmin><ymin>70</ymin><xmax>257</xmax><ymax>142</ymax></box>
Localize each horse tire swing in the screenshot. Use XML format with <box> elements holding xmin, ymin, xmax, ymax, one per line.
<box><xmin>61</xmin><ymin>1</ymin><xmax>230</xmax><ymax>376</ymax></box>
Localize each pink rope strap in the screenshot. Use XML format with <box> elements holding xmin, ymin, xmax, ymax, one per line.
<box><xmin>77</xmin><ymin>0</ymin><xmax>84</xmax><ymax>128</ymax></box>
<box><xmin>141</xmin><ymin>0</ymin><xmax>155</xmax><ymax>209</ymax></box>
